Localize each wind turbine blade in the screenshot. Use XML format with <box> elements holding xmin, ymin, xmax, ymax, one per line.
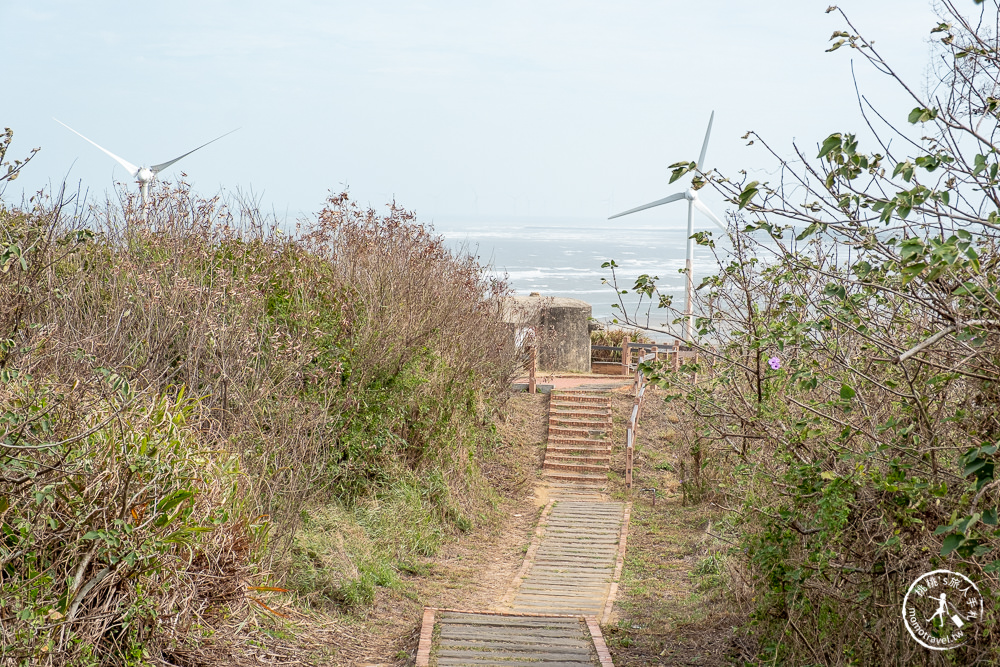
<box><xmin>692</xmin><ymin>197</ymin><xmax>726</xmax><ymax>231</ymax></box>
<box><xmin>150</xmin><ymin>128</ymin><xmax>240</xmax><ymax>173</ymax></box>
<box><xmin>54</xmin><ymin>118</ymin><xmax>139</xmax><ymax>177</ymax></box>
<box><xmin>609</xmin><ymin>191</ymin><xmax>686</xmax><ymax>220</ymax></box>
<box><xmin>697</xmin><ymin>110</ymin><xmax>715</xmax><ymax>172</ymax></box>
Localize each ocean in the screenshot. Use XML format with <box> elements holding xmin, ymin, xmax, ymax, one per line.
<box><xmin>434</xmin><ymin>216</ymin><xmax>730</xmax><ymax>340</ymax></box>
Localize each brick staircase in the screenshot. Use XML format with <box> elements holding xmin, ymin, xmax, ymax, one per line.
<box><xmin>543</xmin><ymin>389</ymin><xmax>613</xmax><ymax>487</ymax></box>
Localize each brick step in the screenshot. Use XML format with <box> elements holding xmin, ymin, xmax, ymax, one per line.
<box><xmin>542</xmin><ymin>470</ymin><xmax>608</xmax><ymax>484</ymax></box>
<box><xmin>549</xmin><ymin>419</ymin><xmax>611</xmax><ymax>433</ymax></box>
<box><xmin>545</xmin><ymin>453</ymin><xmax>610</xmax><ymax>465</ymax></box>
<box><xmin>550</xmin><ymin>389</ymin><xmax>611</xmax><ymax>397</ymax></box>
<box><xmin>547</xmin><ymin>426</ymin><xmax>607</xmax><ymax>438</ymax></box>
<box><xmin>551</xmin><ymin>390</ymin><xmax>611</xmax><ymax>403</ymax></box>
<box><xmin>545</xmin><ymin>445</ymin><xmax>611</xmax><ymax>456</ymax></box>
<box><xmin>548</xmin><ymin>415</ymin><xmax>611</xmax><ymax>426</ymax></box>
<box><xmin>548</xmin><ymin>435</ymin><xmax>612</xmax><ymax>446</ymax></box>
<box><xmin>550</xmin><ymin>424</ymin><xmax>610</xmax><ymax>433</ymax></box>
<box><xmin>549</xmin><ymin>395</ymin><xmax>609</xmax><ymax>402</ymax></box>
<box><xmin>549</xmin><ymin>412</ymin><xmax>611</xmax><ymax>426</ymax></box>
<box><xmin>542</xmin><ymin>460</ymin><xmax>610</xmax><ymax>473</ymax></box>
<box><xmin>549</xmin><ymin>404</ymin><xmax>611</xmax><ymax>415</ymax></box>
<box><xmin>549</xmin><ymin>396</ymin><xmax>611</xmax><ymax>410</ymax></box>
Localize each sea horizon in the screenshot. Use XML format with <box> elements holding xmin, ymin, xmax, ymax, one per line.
<box><xmin>433</xmin><ymin>214</ymin><xmax>733</xmax><ymax>340</ymax></box>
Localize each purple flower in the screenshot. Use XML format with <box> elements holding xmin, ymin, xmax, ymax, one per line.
<box><xmin>768</xmin><ymin>356</ymin><xmax>781</xmax><ymax>370</ymax></box>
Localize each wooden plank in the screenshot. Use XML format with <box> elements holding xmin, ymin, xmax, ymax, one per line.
<box><xmin>539</xmin><ymin>537</ymin><xmax>620</xmax><ymax>543</ymax></box>
<box><xmin>513</xmin><ymin>594</ymin><xmax>608</xmax><ymax>603</ymax></box>
<box><xmin>439</xmin><ymin>635</ymin><xmax>589</xmax><ymax>649</ymax></box>
<box><xmin>517</xmin><ymin>587</ymin><xmax>609</xmax><ymax>595</ymax></box>
<box><xmin>437</xmin><ymin>643</ymin><xmax>594</xmax><ymax>656</ymax></box>
<box><xmin>441</xmin><ymin>627</ymin><xmax>588</xmax><ymax>640</ymax></box>
<box><xmin>439</xmin><ymin>614</ymin><xmax>581</xmax><ymax>628</ymax></box>
<box><xmin>438</xmin><ymin>660</ymin><xmax>594</xmax><ymax>667</ymax></box>
<box><xmin>437</xmin><ymin>652</ymin><xmax>593</xmax><ymax>662</ymax></box>
<box><xmin>535</xmin><ymin>549</ymin><xmax>617</xmax><ymax>557</ymax></box>
<box><xmin>438</xmin><ymin>654</ymin><xmax>595</xmax><ymax>665</ymax></box>
<box><xmin>518</xmin><ymin>574</ymin><xmax>611</xmax><ymax>581</ymax></box>
<box><xmin>438</xmin><ymin>659</ymin><xmax>595</xmax><ymax>667</ymax></box>
<box><xmin>511</xmin><ymin>599</ymin><xmax>604</xmax><ymax>610</ymax></box>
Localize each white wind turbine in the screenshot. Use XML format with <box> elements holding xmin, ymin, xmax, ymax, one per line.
<box><xmin>54</xmin><ymin>118</ymin><xmax>238</xmax><ymax>210</ymax></box>
<box><xmin>609</xmin><ymin>111</ymin><xmax>725</xmax><ymax>341</ymax></box>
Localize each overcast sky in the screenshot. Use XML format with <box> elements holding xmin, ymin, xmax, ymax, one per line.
<box><xmin>4</xmin><ymin>1</ymin><xmax>945</xmax><ymax>223</ymax></box>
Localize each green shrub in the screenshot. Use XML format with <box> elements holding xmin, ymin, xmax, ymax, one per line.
<box><xmin>604</xmin><ymin>5</ymin><xmax>1000</xmax><ymax>663</ymax></box>
<box><xmin>0</xmin><ymin>376</ymin><xmax>248</xmax><ymax>664</ymax></box>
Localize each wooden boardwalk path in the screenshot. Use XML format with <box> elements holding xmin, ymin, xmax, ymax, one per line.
<box><xmin>422</xmin><ymin>611</ymin><xmax>610</xmax><ymax>667</ymax></box>
<box><xmin>504</xmin><ymin>501</ymin><xmax>627</xmax><ymax>617</ymax></box>
<box><xmin>417</xmin><ymin>384</ymin><xmax>629</xmax><ymax>667</ymax></box>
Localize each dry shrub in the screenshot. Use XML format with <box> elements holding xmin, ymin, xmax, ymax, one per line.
<box><xmin>2</xmin><ymin>179</ymin><xmax>518</xmax><ymax>664</ymax></box>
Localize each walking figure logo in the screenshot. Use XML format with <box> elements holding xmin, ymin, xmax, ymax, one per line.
<box><xmin>902</xmin><ymin>569</ymin><xmax>984</xmax><ymax>651</ymax></box>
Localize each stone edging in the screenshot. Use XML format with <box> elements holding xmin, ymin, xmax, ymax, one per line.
<box><xmin>415</xmin><ymin>607</ymin><xmax>435</xmax><ymax>667</ymax></box>
<box><xmin>586</xmin><ymin>614</ymin><xmax>616</xmax><ymax>667</ymax></box>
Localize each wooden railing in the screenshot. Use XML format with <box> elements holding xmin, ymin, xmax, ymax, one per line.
<box><xmin>526</xmin><ymin>345</ymin><xmax>537</xmax><ymax>394</ymax></box>
<box><xmin>622</xmin><ymin>343</ymin><xmax>705</xmax><ymax>489</ymax></box>
<box><xmin>625</xmin><ymin>348</ymin><xmax>657</xmax><ymax>490</ymax></box>
<box><xmin>592</xmin><ymin>338</ymin><xmax>689</xmax><ymax>376</ymax></box>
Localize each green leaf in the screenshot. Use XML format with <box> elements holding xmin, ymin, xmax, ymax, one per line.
<box><xmin>839</xmin><ymin>384</ymin><xmax>856</xmax><ymax>400</ymax></box>
<box><xmin>737</xmin><ymin>181</ymin><xmax>760</xmax><ymax>210</ymax></box>
<box><xmin>817</xmin><ymin>134</ymin><xmax>842</xmax><ymax>159</ymax></box>
<box><xmin>81</xmin><ymin>531</ymin><xmax>101</xmax><ymax>540</ymax></box>
<box><xmin>156</xmin><ymin>489</ymin><xmax>195</xmax><ymax>514</ymax></box>
<box><xmin>964</xmin><ymin>456</ymin><xmax>988</xmax><ymax>477</ymax></box>
<box><xmin>668</xmin><ymin>161</ymin><xmax>696</xmax><ymax>184</ymax></box>
<box><xmin>974</xmin><ymin>154</ymin><xmax>988</xmax><ymax>175</ymax></box>
<box><xmin>907</xmin><ymin>107</ymin><xmax>938</xmax><ymax>124</ymax></box>
<box><xmin>892</xmin><ymin>160</ymin><xmax>915</xmax><ymax>182</ymax></box>
<box><xmin>796</xmin><ymin>223</ymin><xmax>820</xmax><ymax>241</ymax></box>
<box><xmin>983</xmin><ymin>508</ymin><xmax>998</xmax><ymax>526</ymax></box>
<box><xmin>941</xmin><ymin>533</ymin><xmax>964</xmax><ymax>556</ymax></box>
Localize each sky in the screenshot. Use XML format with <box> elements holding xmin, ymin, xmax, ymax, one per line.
<box><xmin>3</xmin><ymin>1</ymin><xmax>946</xmax><ymax>224</ymax></box>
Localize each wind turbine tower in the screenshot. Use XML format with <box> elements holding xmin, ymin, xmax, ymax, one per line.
<box><xmin>609</xmin><ymin>112</ymin><xmax>725</xmax><ymax>341</ymax></box>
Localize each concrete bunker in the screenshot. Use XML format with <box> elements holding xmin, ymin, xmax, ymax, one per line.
<box><xmin>503</xmin><ymin>295</ymin><xmax>592</xmax><ymax>373</ymax></box>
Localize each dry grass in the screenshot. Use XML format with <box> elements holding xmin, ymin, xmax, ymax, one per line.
<box><xmin>602</xmin><ymin>386</ymin><xmax>747</xmax><ymax>666</ymax></box>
